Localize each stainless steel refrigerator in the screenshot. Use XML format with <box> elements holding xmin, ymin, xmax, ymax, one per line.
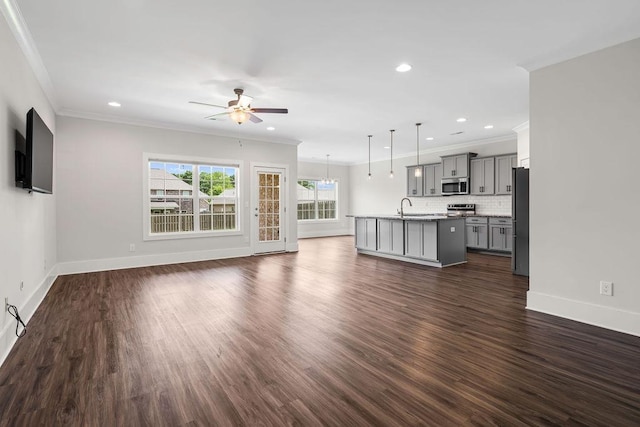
<box><xmin>512</xmin><ymin>168</ymin><xmax>529</xmax><ymax>276</ymax></box>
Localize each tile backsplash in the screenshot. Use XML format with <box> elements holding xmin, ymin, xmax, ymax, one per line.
<box><xmin>403</xmin><ymin>195</ymin><xmax>512</xmax><ymax>216</ymax></box>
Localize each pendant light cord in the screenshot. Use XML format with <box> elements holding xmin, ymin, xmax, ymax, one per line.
<box><xmin>416</xmin><ymin>123</ymin><xmax>421</xmax><ymax>165</ymax></box>
<box><xmin>367</xmin><ymin>135</ymin><xmax>372</xmax><ymax>179</ymax></box>
<box><xmin>390</xmin><ymin>130</ymin><xmax>395</xmax><ymax>178</ymax></box>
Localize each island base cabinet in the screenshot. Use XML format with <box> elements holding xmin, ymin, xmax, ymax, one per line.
<box><xmin>377</xmin><ymin>219</ymin><xmax>404</xmax><ymax>255</ymax></box>
<box><xmin>404</xmin><ymin>221</ymin><xmax>438</xmax><ymax>261</ymax></box>
<box><xmin>355</xmin><ymin>218</ymin><xmax>377</xmax><ymax>251</ymax></box>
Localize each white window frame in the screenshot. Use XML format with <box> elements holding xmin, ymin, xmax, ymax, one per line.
<box><xmin>143</xmin><ymin>153</ymin><xmax>243</xmax><ymax>241</ymax></box>
<box><xmin>296</xmin><ymin>178</ymin><xmax>339</xmax><ymax>223</ymax></box>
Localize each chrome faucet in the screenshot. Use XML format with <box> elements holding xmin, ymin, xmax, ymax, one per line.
<box><xmin>400</xmin><ymin>197</ymin><xmax>412</xmax><ymax>217</ymax></box>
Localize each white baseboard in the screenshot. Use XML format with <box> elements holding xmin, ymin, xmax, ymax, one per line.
<box><xmin>526</xmin><ymin>291</ymin><xmax>640</xmax><ymax>337</ymax></box>
<box><xmin>57</xmin><ymin>247</ymin><xmax>254</xmax><ymax>275</ymax></box>
<box><xmin>286</xmin><ymin>242</ymin><xmax>299</xmax><ymax>252</ymax></box>
<box><xmin>0</xmin><ymin>266</ymin><xmax>58</xmax><ymax>367</ymax></box>
<box><xmin>298</xmin><ymin>230</ymin><xmax>352</xmax><ymax>239</ymax></box>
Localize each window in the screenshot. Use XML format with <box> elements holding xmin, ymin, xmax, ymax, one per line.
<box><xmin>297</xmin><ymin>179</ymin><xmax>337</xmax><ymax>220</ymax></box>
<box><xmin>147</xmin><ymin>160</ymin><xmax>239</xmax><ymax>236</ymax></box>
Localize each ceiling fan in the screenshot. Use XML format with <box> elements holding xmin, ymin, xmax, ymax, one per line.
<box><xmin>189</xmin><ymin>88</ymin><xmax>288</xmax><ymax>124</ymax></box>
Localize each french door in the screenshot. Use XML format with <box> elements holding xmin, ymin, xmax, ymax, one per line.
<box><xmin>252</xmin><ymin>166</ymin><xmax>286</xmax><ymax>254</ymax></box>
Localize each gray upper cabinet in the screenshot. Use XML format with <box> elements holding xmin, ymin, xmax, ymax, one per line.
<box><xmin>442</xmin><ymin>154</ymin><xmax>469</xmax><ymax>179</ymax></box>
<box><xmin>406</xmin><ymin>166</ymin><xmax>424</xmax><ymax>197</ymax></box>
<box><xmin>495</xmin><ymin>154</ymin><xmax>517</xmax><ymax>195</ymax></box>
<box><xmin>423</xmin><ymin>163</ymin><xmax>442</xmax><ymax>197</ymax></box>
<box><xmin>470</xmin><ymin>157</ymin><xmax>495</xmax><ymax>195</ymax></box>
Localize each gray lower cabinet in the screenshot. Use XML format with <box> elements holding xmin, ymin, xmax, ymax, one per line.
<box><xmin>355</xmin><ymin>218</ymin><xmax>377</xmax><ymax>251</ymax></box>
<box><xmin>495</xmin><ymin>154</ymin><xmax>517</xmax><ymax>195</ymax></box>
<box><xmin>407</xmin><ymin>166</ymin><xmax>423</xmax><ymax>196</ymax></box>
<box><xmin>465</xmin><ymin>217</ymin><xmax>489</xmax><ymax>249</ymax></box>
<box><xmin>404</xmin><ymin>221</ymin><xmax>438</xmax><ymax>261</ymax></box>
<box><xmin>489</xmin><ymin>217</ymin><xmax>512</xmax><ymax>252</ymax></box>
<box><xmin>377</xmin><ymin>219</ymin><xmax>404</xmax><ymax>255</ymax></box>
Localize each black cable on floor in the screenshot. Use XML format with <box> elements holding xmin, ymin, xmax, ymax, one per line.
<box><xmin>7</xmin><ymin>304</ymin><xmax>26</xmax><ymax>338</ymax></box>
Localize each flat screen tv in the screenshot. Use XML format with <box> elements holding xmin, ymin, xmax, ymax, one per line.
<box><xmin>15</xmin><ymin>108</ymin><xmax>54</xmax><ymax>194</ymax></box>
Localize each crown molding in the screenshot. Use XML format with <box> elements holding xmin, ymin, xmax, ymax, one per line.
<box><xmin>0</xmin><ymin>0</ymin><xmax>58</xmax><ymax>110</ymax></box>
<box><xmin>512</xmin><ymin>121</ymin><xmax>530</xmax><ymax>132</ymax></box>
<box><xmin>57</xmin><ymin>108</ymin><xmax>302</xmax><ymax>146</ymax></box>
<box><xmin>298</xmin><ymin>157</ymin><xmax>352</xmax><ymax>166</ymax></box>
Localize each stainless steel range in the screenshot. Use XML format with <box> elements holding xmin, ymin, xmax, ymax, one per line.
<box><xmin>446</xmin><ymin>203</ymin><xmax>476</xmax><ymax>216</ymax></box>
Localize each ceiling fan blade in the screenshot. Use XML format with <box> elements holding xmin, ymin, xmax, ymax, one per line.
<box><xmin>250</xmin><ymin>108</ymin><xmax>288</xmax><ymax>114</ymax></box>
<box><xmin>189</xmin><ymin>101</ymin><xmax>227</xmax><ymax>109</ymax></box>
<box><xmin>248</xmin><ymin>113</ymin><xmax>263</xmax><ymax>123</ymax></box>
<box><xmin>204</xmin><ymin>112</ymin><xmax>229</xmax><ymax>120</ymax></box>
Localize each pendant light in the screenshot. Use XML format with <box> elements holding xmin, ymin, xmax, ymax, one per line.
<box><xmin>367</xmin><ymin>135</ymin><xmax>373</xmax><ymax>180</ymax></box>
<box><xmin>389</xmin><ymin>129</ymin><xmax>395</xmax><ymax>178</ymax></box>
<box><xmin>414</xmin><ymin>123</ymin><xmax>422</xmax><ymax>177</ymax></box>
<box><xmin>323</xmin><ymin>154</ymin><xmax>334</xmax><ymax>184</ymax></box>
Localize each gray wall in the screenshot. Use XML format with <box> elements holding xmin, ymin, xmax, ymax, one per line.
<box><xmin>528</xmin><ymin>37</ymin><xmax>640</xmax><ymax>336</ymax></box>
<box><xmin>56</xmin><ymin>116</ymin><xmax>298</xmax><ymax>273</ymax></box>
<box><xmin>297</xmin><ymin>160</ymin><xmax>351</xmax><ymax>238</ymax></box>
<box><xmin>0</xmin><ymin>14</ymin><xmax>57</xmax><ymax>361</ymax></box>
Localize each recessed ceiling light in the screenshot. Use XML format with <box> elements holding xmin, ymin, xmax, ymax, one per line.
<box><xmin>108</xmin><ymin>101</ymin><xmax>121</xmax><ymax>107</ymax></box>
<box><xmin>456</xmin><ymin>117</ymin><xmax>467</xmax><ymax>123</ymax></box>
<box><xmin>384</xmin><ymin>146</ymin><xmax>390</xmax><ymax>149</ymax></box>
<box><xmin>395</xmin><ymin>63</ymin><xmax>412</xmax><ymax>72</ymax></box>
<box><xmin>266</xmin><ymin>126</ymin><xmax>275</xmax><ymax>131</ymax></box>
<box><xmin>426</xmin><ymin>137</ymin><xmax>434</xmax><ymax>141</ymax></box>
<box><xmin>484</xmin><ymin>124</ymin><xmax>494</xmax><ymax>129</ymax></box>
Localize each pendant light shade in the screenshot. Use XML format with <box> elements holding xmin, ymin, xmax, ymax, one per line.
<box><xmin>367</xmin><ymin>135</ymin><xmax>373</xmax><ymax>180</ymax></box>
<box><xmin>389</xmin><ymin>129</ymin><xmax>395</xmax><ymax>178</ymax></box>
<box><xmin>414</xmin><ymin>123</ymin><xmax>422</xmax><ymax>177</ymax></box>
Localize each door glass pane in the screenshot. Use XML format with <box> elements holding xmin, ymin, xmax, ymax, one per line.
<box><xmin>258</xmin><ymin>172</ymin><xmax>281</xmax><ymax>242</ymax></box>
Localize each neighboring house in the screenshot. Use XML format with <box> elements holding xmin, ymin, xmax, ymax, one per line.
<box><xmin>149</xmin><ymin>169</ymin><xmax>235</xmax><ymax>214</ymax></box>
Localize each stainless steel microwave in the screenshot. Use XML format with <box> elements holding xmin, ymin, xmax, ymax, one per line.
<box><xmin>441</xmin><ymin>177</ymin><xmax>469</xmax><ymax>195</ymax></box>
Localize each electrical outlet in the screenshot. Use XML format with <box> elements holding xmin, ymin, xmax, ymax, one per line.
<box><xmin>20</xmin><ymin>281</ymin><xmax>23</xmax><ymax>291</ymax></box>
<box><xmin>129</xmin><ymin>243</ymin><xmax>136</xmax><ymax>252</ymax></box>
<box><xmin>600</xmin><ymin>281</ymin><xmax>613</xmax><ymax>296</ymax></box>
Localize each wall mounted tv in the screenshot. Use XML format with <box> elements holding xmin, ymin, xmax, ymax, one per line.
<box><xmin>15</xmin><ymin>108</ymin><xmax>54</xmax><ymax>194</ymax></box>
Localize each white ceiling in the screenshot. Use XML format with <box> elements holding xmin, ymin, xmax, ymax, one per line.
<box><xmin>9</xmin><ymin>0</ymin><xmax>640</xmax><ymax>164</ymax></box>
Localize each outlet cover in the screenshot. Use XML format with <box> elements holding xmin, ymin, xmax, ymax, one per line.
<box><xmin>600</xmin><ymin>281</ymin><xmax>613</xmax><ymax>296</ymax></box>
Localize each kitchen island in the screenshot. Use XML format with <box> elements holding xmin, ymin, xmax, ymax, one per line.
<box><xmin>350</xmin><ymin>214</ymin><xmax>466</xmax><ymax>267</ymax></box>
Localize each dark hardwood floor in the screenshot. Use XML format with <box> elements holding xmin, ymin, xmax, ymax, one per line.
<box><xmin>0</xmin><ymin>236</ymin><xmax>639</xmax><ymax>426</ymax></box>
